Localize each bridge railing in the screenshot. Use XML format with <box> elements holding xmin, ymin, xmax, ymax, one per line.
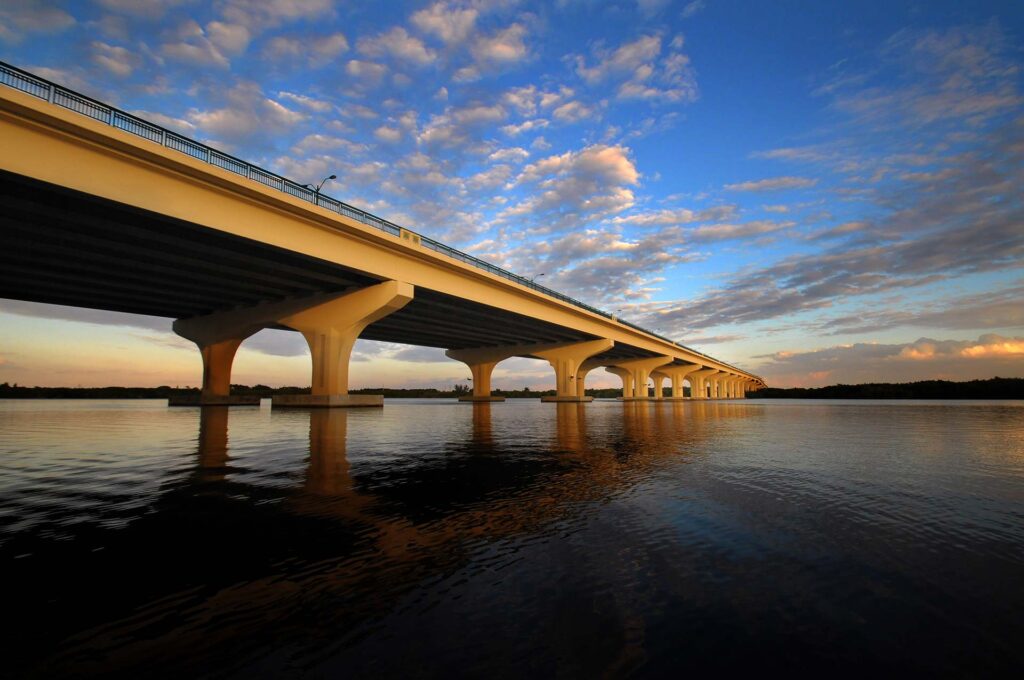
<box><xmin>0</xmin><ymin>60</ymin><xmax>762</xmax><ymax>381</ymax></box>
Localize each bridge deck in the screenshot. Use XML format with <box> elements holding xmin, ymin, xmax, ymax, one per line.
<box><xmin>0</xmin><ymin>171</ymin><xmax>652</xmax><ymax>362</ymax></box>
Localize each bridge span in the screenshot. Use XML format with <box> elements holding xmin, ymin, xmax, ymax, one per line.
<box><xmin>0</xmin><ymin>62</ymin><xmax>764</xmax><ymax>406</ymax></box>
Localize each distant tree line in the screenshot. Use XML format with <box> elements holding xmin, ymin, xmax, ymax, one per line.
<box><xmin>0</xmin><ymin>381</ymin><xmax>648</xmax><ymax>399</ymax></box>
<box><xmin>750</xmin><ymin>377</ymin><xmax>1023</xmax><ymax>399</ymax></box>
<box><xmin>2</xmin><ymin>378</ymin><xmax>1020</xmax><ymax>400</ymax></box>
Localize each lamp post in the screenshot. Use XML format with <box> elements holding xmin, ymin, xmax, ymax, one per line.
<box><xmin>530</xmin><ymin>273</ymin><xmax>545</xmax><ymax>283</ymax></box>
<box><xmin>307</xmin><ymin>174</ymin><xmax>336</xmax><ymax>201</ymax></box>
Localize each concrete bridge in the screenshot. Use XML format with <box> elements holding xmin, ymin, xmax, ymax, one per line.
<box><xmin>0</xmin><ymin>61</ymin><xmax>765</xmax><ymax>407</ymax></box>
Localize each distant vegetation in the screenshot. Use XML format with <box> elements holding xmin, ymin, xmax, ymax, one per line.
<box><xmin>751</xmin><ymin>377</ymin><xmax>1024</xmax><ymax>399</ymax></box>
<box><xmin>2</xmin><ymin>378</ymin><xmax>1020</xmax><ymax>400</ymax></box>
<box><xmin>0</xmin><ymin>383</ymin><xmax>577</xmax><ymax>399</ymax></box>
<box><xmin>0</xmin><ymin>382</ymin><xmax>627</xmax><ymax>399</ymax></box>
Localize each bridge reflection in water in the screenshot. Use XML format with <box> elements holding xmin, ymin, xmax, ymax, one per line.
<box><xmin>10</xmin><ymin>398</ymin><xmax>1024</xmax><ymax>676</ymax></box>
<box><xmin>25</xmin><ymin>400</ymin><xmax>758</xmax><ymax>677</ymax></box>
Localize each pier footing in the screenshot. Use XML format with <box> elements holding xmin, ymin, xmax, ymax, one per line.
<box><xmin>168</xmin><ymin>395</ymin><xmax>260</xmax><ymax>406</ymax></box>
<box><xmin>271</xmin><ymin>394</ymin><xmax>384</xmax><ymax>408</ymax></box>
<box><xmin>541</xmin><ymin>396</ymin><xmax>594</xmax><ymax>402</ymax></box>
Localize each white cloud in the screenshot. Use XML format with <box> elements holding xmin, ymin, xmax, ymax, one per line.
<box><xmin>612</xmin><ymin>205</ymin><xmax>737</xmax><ymax>226</ymax></box>
<box><xmin>290</xmin><ymin>133</ymin><xmax>366</xmax><ymax>156</ymax></box>
<box><xmin>411</xmin><ymin>1</ymin><xmax>478</xmax><ymax>45</ymax></box>
<box><xmin>130</xmin><ymin>110</ymin><xmax>196</xmax><ymax>135</ymax></box>
<box><xmin>552</xmin><ymin>100</ymin><xmax>596</xmax><ymax>123</ymax></box>
<box><xmin>90</xmin><ymin>41</ymin><xmax>140</xmax><ymax>77</ymax></box>
<box><xmin>576</xmin><ymin>35</ymin><xmax>662</xmax><ymax>83</ymax></box>
<box><xmin>344</xmin><ymin>59</ymin><xmax>388</xmax><ymax>87</ymax></box>
<box><xmin>277</xmin><ymin>91</ymin><xmax>333</xmax><ymax>113</ymax></box>
<box><xmin>488</xmin><ymin>147</ymin><xmax>529</xmax><ymax>163</ymax></box>
<box><xmin>471</xmin><ymin>23</ymin><xmax>529</xmax><ymax>64</ymax></box>
<box><xmin>574</xmin><ymin>33</ymin><xmax>698</xmax><ymax>102</ymax></box>
<box><xmin>187</xmin><ymin>81</ymin><xmax>306</xmax><ymax>144</ymax></box>
<box><xmin>503</xmin><ymin>85</ymin><xmax>539</xmax><ymax>116</ymax></box>
<box><xmin>680</xmin><ymin>1</ymin><xmax>706</xmax><ymax>19</ymax></box>
<box><xmin>263</xmin><ymin>32</ymin><xmax>347</xmax><ymax>67</ymax></box>
<box><xmin>219</xmin><ymin>0</ymin><xmax>335</xmax><ymax>31</ymax></box>
<box><xmin>725</xmin><ymin>176</ymin><xmax>819</xmax><ymax>192</ymax></box>
<box><xmin>358</xmin><ymin>26</ymin><xmax>436</xmax><ymax>65</ymax></box>
<box><xmin>452</xmin><ymin>103</ymin><xmax>506</xmax><ymax>124</ymax></box>
<box><xmin>501</xmin><ymin>145</ymin><xmax>640</xmax><ymax>231</ymax></box>
<box><xmin>501</xmin><ymin>118</ymin><xmax>549</xmax><ymax>136</ymax></box>
<box><xmin>531</xmin><ymin>135</ymin><xmax>552</xmax><ymax>150</ymax></box>
<box><xmin>0</xmin><ymin>0</ymin><xmax>74</xmax><ymax>43</ymax></box>
<box><xmin>467</xmin><ymin>164</ymin><xmax>513</xmax><ymax>190</ymax></box>
<box><xmin>161</xmin><ymin>20</ymin><xmax>233</xmax><ymax>68</ymax></box>
<box><xmin>94</xmin><ymin>0</ymin><xmax>191</xmax><ymax>19</ymax></box>
<box><xmin>206</xmin><ymin>21</ymin><xmax>250</xmax><ymax>55</ymax></box>
<box><xmin>374</xmin><ymin>125</ymin><xmax>402</xmax><ymax>143</ymax></box>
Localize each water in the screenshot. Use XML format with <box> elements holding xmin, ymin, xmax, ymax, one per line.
<box><xmin>1</xmin><ymin>398</ymin><xmax>1022</xmax><ymax>677</ymax></box>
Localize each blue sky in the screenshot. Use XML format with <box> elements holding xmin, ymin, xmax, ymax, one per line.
<box><xmin>0</xmin><ymin>0</ymin><xmax>1022</xmax><ymax>389</ymax></box>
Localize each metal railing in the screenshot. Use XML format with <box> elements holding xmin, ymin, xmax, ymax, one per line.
<box><xmin>0</xmin><ymin>59</ymin><xmax>762</xmax><ymax>381</ymax></box>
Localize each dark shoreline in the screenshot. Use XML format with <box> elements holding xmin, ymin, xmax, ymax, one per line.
<box><xmin>752</xmin><ymin>377</ymin><xmax>1022</xmax><ymax>399</ymax></box>
<box><xmin>1</xmin><ymin>377</ymin><xmax>1021</xmax><ymax>400</ymax></box>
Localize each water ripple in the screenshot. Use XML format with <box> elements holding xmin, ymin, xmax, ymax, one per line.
<box><xmin>1</xmin><ymin>398</ymin><xmax>1022</xmax><ymax>676</ymax></box>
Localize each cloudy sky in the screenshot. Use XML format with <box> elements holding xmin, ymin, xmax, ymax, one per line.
<box><xmin>1</xmin><ymin>0</ymin><xmax>1022</xmax><ymax>389</ymax></box>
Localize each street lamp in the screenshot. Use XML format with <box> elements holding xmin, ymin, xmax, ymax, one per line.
<box><xmin>307</xmin><ymin>174</ymin><xmax>336</xmax><ymax>196</ymax></box>
<box><xmin>530</xmin><ymin>273</ymin><xmax>545</xmax><ymax>282</ymax></box>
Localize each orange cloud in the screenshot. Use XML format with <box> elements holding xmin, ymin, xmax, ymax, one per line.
<box><xmin>960</xmin><ymin>340</ymin><xmax>1024</xmax><ymax>357</ymax></box>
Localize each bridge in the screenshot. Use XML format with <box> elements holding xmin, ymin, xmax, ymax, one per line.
<box><xmin>0</xmin><ymin>61</ymin><xmax>765</xmax><ymax>407</ymax></box>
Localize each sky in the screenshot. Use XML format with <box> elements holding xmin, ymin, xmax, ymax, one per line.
<box><xmin>0</xmin><ymin>0</ymin><xmax>1022</xmax><ymax>390</ymax></box>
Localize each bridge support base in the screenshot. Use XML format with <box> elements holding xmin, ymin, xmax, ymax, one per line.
<box><xmin>541</xmin><ymin>395</ymin><xmax>594</xmax><ymax>402</ymax></box>
<box><xmin>608</xmin><ymin>356</ymin><xmax>673</xmax><ymax>400</ymax></box>
<box><xmin>533</xmin><ymin>339</ymin><xmax>614</xmax><ymax>403</ymax></box>
<box><xmin>272</xmin><ymin>394</ymin><xmax>384</xmax><ymax>408</ymax></box>
<box><xmin>168</xmin><ymin>394</ymin><xmax>260</xmax><ymax>406</ymax></box>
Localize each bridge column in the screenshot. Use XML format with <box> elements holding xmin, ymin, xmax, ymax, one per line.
<box><xmin>273</xmin><ymin>281</ymin><xmax>414</xmax><ymax>407</ymax></box>
<box><xmin>605</xmin><ymin>366</ymin><xmax>635</xmax><ymax>398</ymax></box>
<box><xmin>535</xmin><ymin>339</ymin><xmax>615</xmax><ymax>402</ymax></box>
<box><xmin>574</xmin><ymin>357</ymin><xmax>606</xmax><ymax>398</ymax></box>
<box><xmin>656</xmin><ymin>364</ymin><xmax>701</xmax><ymax>400</ymax></box>
<box><xmin>445</xmin><ymin>347</ymin><xmax>517</xmax><ymax>402</ymax></box>
<box><xmin>198</xmin><ymin>339</ymin><xmax>244</xmax><ymax>399</ymax></box>
<box><xmin>651</xmin><ymin>372</ymin><xmax>666</xmax><ymax>400</ymax></box>
<box><xmin>447</xmin><ymin>339</ymin><xmax>614</xmax><ymax>403</ymax></box>
<box><xmin>613</xmin><ymin>356</ymin><xmax>673</xmax><ymax>401</ymax></box>
<box><xmin>688</xmin><ymin>369</ymin><xmax>718</xmax><ymax>400</ymax></box>
<box><xmin>172</xmin><ymin>282</ymin><xmax>413</xmax><ymax>407</ymax></box>
<box><xmin>172</xmin><ymin>315</ymin><xmax>263</xmax><ymax>406</ymax></box>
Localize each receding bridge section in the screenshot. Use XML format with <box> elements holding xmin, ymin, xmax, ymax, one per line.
<box><xmin>0</xmin><ymin>61</ymin><xmax>765</xmax><ymax>406</ymax></box>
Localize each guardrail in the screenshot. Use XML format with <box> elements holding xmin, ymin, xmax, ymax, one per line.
<box><xmin>0</xmin><ymin>59</ymin><xmax>761</xmax><ymax>381</ymax></box>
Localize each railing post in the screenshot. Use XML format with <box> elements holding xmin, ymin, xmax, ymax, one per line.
<box><xmin>47</xmin><ymin>83</ymin><xmax>55</xmax><ymax>104</ymax></box>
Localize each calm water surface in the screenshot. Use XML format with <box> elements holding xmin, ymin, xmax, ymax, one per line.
<box><xmin>1</xmin><ymin>398</ymin><xmax>1023</xmax><ymax>677</ymax></box>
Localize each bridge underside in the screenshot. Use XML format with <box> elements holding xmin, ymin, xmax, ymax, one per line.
<box><xmin>0</xmin><ymin>170</ymin><xmax>655</xmax><ymax>363</ymax></box>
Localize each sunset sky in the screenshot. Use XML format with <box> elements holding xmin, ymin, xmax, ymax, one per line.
<box><xmin>1</xmin><ymin>0</ymin><xmax>1022</xmax><ymax>389</ymax></box>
